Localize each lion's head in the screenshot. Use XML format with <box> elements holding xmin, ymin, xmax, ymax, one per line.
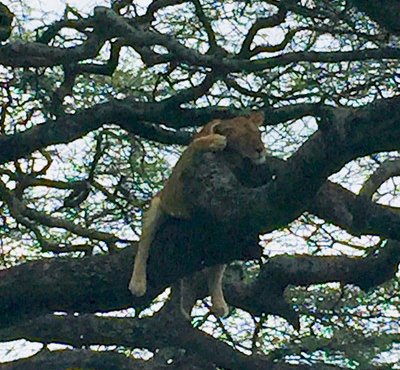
<box><xmin>198</xmin><ymin>111</ymin><xmax>267</xmax><ymax>165</ymax></box>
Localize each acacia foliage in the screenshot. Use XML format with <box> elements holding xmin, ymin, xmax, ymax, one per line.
<box><xmin>0</xmin><ymin>0</ymin><xmax>400</xmax><ymax>369</ymax></box>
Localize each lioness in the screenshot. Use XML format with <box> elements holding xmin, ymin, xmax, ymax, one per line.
<box><xmin>129</xmin><ymin>111</ymin><xmax>266</xmax><ymax>317</ymax></box>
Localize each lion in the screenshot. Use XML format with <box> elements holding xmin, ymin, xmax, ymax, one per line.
<box><xmin>129</xmin><ymin>111</ymin><xmax>266</xmax><ymax>317</ymax></box>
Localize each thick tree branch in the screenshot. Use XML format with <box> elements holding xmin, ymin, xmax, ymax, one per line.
<box><xmin>258</xmin><ymin>240</ymin><xmax>400</xmax><ymax>291</ymax></box>
<box><xmin>0</xmin><ymin>349</ymin><xmax>152</xmax><ymax>370</ymax></box>
<box><xmin>260</xmin><ymin>156</ymin><xmax>400</xmax><ymax>242</ymax></box>
<box><xmin>312</xmin><ymin>181</ymin><xmax>400</xmax><ymax>240</ymax></box>
<box><xmin>0</xmin><ymin>313</ymin><xmax>340</xmax><ymax>370</ymax></box>
<box><xmin>0</xmin><ymin>99</ymin><xmax>323</xmax><ymax>165</ymax></box>
<box><xmin>2</xmin><ymin>95</ymin><xmax>400</xmax><ymax>328</ymax></box>
<box><xmin>0</xmin><ymin>99</ymin><xmax>194</xmax><ymax>165</ymax></box>
<box><xmin>2</xmin><ymin>5</ymin><xmax>399</xmax><ymax>71</ymax></box>
<box><xmin>93</xmin><ymin>7</ymin><xmax>400</xmax><ymax>72</ymax></box>
<box><xmin>183</xmin><ymin>96</ymin><xmax>400</xmax><ymax>234</ymax></box>
<box><xmin>1</xmin><ymin>230</ymin><xmax>398</xmax><ymax>330</ymax></box>
<box><xmin>223</xmin><ymin>241</ymin><xmax>400</xmax><ymax>325</ymax></box>
<box><xmin>0</xmin><ymin>314</ymin><xmax>157</xmax><ymax>351</ymax></box>
<box><xmin>0</xmin><ymin>32</ymin><xmax>104</xmax><ymax>67</ymax></box>
<box><xmin>0</xmin><ymin>2</ymin><xmax>13</xmax><ymax>42</ymax></box>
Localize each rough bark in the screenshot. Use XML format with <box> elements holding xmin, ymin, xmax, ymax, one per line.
<box><xmin>1</xmin><ymin>233</ymin><xmax>399</xmax><ymax>329</ymax></box>
<box><xmin>0</xmin><ymin>312</ymin><xmax>341</xmax><ymax>370</ymax></box>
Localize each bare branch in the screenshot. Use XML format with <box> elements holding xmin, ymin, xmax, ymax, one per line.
<box><xmin>239</xmin><ymin>8</ymin><xmax>287</xmax><ymax>56</ymax></box>
<box><xmin>0</xmin><ymin>180</ymin><xmax>122</xmax><ymax>243</ymax></box>
<box><xmin>139</xmin><ymin>0</ymin><xmax>188</xmax><ymax>24</ymax></box>
<box><xmin>360</xmin><ymin>159</ymin><xmax>400</xmax><ymax>199</ymax></box>
<box><xmin>192</xmin><ymin>0</ymin><xmax>217</xmax><ymax>49</ymax></box>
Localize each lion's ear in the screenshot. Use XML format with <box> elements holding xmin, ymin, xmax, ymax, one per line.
<box><xmin>209</xmin><ymin>119</ymin><xmax>223</xmax><ymax>134</ymax></box>
<box><xmin>248</xmin><ymin>111</ymin><xmax>265</xmax><ymax>126</ymax></box>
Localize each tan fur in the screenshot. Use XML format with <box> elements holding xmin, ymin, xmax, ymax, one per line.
<box><xmin>129</xmin><ymin>111</ymin><xmax>266</xmax><ymax>317</ymax></box>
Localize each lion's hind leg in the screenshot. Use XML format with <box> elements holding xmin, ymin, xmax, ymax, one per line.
<box><xmin>207</xmin><ymin>264</ymin><xmax>229</xmax><ymax>317</ymax></box>
<box><xmin>129</xmin><ymin>196</ymin><xmax>165</xmax><ymax>296</ymax></box>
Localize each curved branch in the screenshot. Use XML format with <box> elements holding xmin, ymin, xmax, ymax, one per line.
<box><xmin>250</xmin><ymin>29</ymin><xmax>300</xmax><ymax>57</ymax></box>
<box><xmin>239</xmin><ymin>7</ymin><xmax>287</xmax><ymax>56</ymax></box>
<box><xmin>139</xmin><ymin>0</ymin><xmax>188</xmax><ymax>24</ymax></box>
<box><xmin>74</xmin><ymin>39</ymin><xmax>123</xmax><ymax>76</ymax></box>
<box><xmin>192</xmin><ymin>0</ymin><xmax>217</xmax><ymax>49</ymax></box>
<box><xmin>95</xmin><ymin>6</ymin><xmax>400</xmax><ymax>72</ymax></box>
<box><xmin>360</xmin><ymin>159</ymin><xmax>400</xmax><ymax>198</ymax></box>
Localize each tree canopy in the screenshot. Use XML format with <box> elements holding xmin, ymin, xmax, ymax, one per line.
<box><xmin>0</xmin><ymin>0</ymin><xmax>399</xmax><ymax>369</ymax></box>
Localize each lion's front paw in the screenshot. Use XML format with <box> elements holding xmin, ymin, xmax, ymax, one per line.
<box><xmin>208</xmin><ymin>134</ymin><xmax>227</xmax><ymax>152</ymax></box>
<box><xmin>129</xmin><ymin>276</ymin><xmax>147</xmax><ymax>297</ymax></box>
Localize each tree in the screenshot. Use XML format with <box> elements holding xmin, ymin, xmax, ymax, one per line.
<box><xmin>0</xmin><ymin>0</ymin><xmax>399</xmax><ymax>368</ymax></box>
